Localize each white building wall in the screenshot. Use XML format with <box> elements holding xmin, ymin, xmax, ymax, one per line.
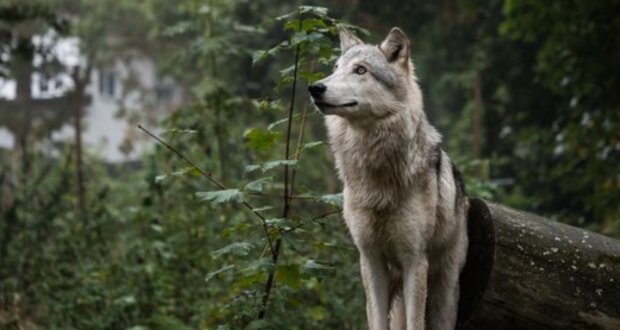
<box><xmin>50</xmin><ymin>57</ymin><xmax>183</xmax><ymax>162</ymax></box>
<box><xmin>0</xmin><ymin>32</ymin><xmax>183</xmax><ymax>162</ymax></box>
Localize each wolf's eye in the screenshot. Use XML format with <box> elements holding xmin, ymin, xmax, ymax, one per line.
<box><xmin>333</xmin><ymin>64</ymin><xmax>339</xmax><ymax>71</ymax></box>
<box><xmin>355</xmin><ymin>66</ymin><xmax>367</xmax><ymax>75</ymax></box>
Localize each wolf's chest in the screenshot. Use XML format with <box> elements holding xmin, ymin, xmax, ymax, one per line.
<box><xmin>337</xmin><ymin>144</ymin><xmax>414</xmax><ymax>208</ymax></box>
<box><xmin>343</xmin><ymin>200</ymin><xmax>432</xmax><ymax>260</ymax></box>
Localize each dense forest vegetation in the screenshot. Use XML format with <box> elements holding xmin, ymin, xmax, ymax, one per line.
<box><xmin>0</xmin><ymin>0</ymin><xmax>618</xmax><ymax>328</ymax></box>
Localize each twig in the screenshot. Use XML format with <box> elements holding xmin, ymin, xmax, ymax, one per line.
<box><xmin>289</xmin><ymin>60</ymin><xmax>316</xmax><ymax>197</ymax></box>
<box><xmin>137</xmin><ymin>124</ymin><xmax>275</xmax><ymax>256</ymax></box>
<box><xmin>247</xmin><ymin>192</ymin><xmax>315</xmax><ymax>200</ymax></box>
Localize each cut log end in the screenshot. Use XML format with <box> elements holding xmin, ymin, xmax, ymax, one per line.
<box><xmin>457</xmin><ymin>198</ymin><xmax>495</xmax><ymax>329</ymax></box>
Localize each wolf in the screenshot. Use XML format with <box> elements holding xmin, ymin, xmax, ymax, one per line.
<box><xmin>308</xmin><ymin>26</ymin><xmax>469</xmax><ymax>330</ymax></box>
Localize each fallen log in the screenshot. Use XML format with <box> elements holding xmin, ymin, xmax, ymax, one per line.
<box><xmin>457</xmin><ymin>198</ymin><xmax>620</xmax><ymax>330</ymax></box>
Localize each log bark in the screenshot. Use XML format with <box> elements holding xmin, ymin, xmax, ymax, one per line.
<box><xmin>457</xmin><ymin>198</ymin><xmax>620</xmax><ymax>330</ymax></box>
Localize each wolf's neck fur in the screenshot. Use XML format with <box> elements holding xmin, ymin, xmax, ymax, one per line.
<box><xmin>326</xmin><ymin>82</ymin><xmax>441</xmax><ymax>210</ymax></box>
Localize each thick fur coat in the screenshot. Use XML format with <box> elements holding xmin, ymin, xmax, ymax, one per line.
<box><xmin>309</xmin><ymin>27</ymin><xmax>469</xmax><ymax>330</ymax></box>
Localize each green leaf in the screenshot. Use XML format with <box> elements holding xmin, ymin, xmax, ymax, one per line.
<box><xmin>212</xmin><ymin>242</ymin><xmax>255</xmax><ymax>259</ymax></box>
<box><xmin>265</xmin><ymin>218</ymin><xmax>287</xmax><ymax>229</ymax></box>
<box><xmin>196</xmin><ymin>189</ymin><xmax>244</xmax><ymax>205</ymax></box>
<box><xmin>284</xmin><ymin>18</ymin><xmax>329</xmax><ymax>32</ymax></box>
<box><xmin>172</xmin><ymin>167</ymin><xmax>201</xmax><ymax>177</ymax></box>
<box><xmin>114</xmin><ymin>295</ymin><xmax>136</xmax><ymax>306</ymax></box>
<box><xmin>233</xmin><ymin>24</ymin><xmax>265</xmax><ymax>34</ymax></box>
<box><xmin>155</xmin><ymin>167</ymin><xmax>200</xmax><ymax>183</ymax></box>
<box><xmin>279</xmin><ymin>64</ymin><xmax>296</xmax><ymax>78</ymax></box>
<box><xmin>244</xmin><ymin>177</ymin><xmax>272</xmax><ymax>193</ymax></box>
<box><xmin>318</xmin><ymin>53</ymin><xmax>339</xmax><ymax>66</ymax></box>
<box><xmin>262</xmin><ymin>159</ymin><xmax>297</xmax><ymax>171</ymax></box>
<box><xmin>253</xmin><ymin>40</ymin><xmax>290</xmax><ymax>65</ymax></box>
<box><xmin>299</xmin><ymin>5</ymin><xmax>329</xmax><ymax>17</ymax></box>
<box><xmin>252</xmin><ymin>50</ymin><xmax>268</xmax><ymax>65</ymax></box>
<box><xmin>253</xmin><ymin>99</ymin><xmax>285</xmax><ymax>113</ymax></box>
<box><xmin>301</xmin><ymin>259</ymin><xmax>334</xmax><ymax>275</ymax></box>
<box><xmin>290</xmin><ymin>32</ymin><xmax>308</xmax><ymax>46</ymax></box>
<box><xmin>276</xmin><ymin>264</ymin><xmax>302</xmax><ymax>289</ymax></box>
<box><xmin>162</xmin><ymin>21</ymin><xmax>197</xmax><ymax>37</ymax></box>
<box><xmin>252</xmin><ymin>205</ymin><xmax>274</xmax><ymax>212</ymax></box>
<box><xmin>245</xmin><ymin>160</ymin><xmax>298</xmax><ymax>173</ymax></box>
<box><xmin>302</xmin><ymin>141</ymin><xmax>324</xmax><ymax>150</ymax></box>
<box><xmin>268</xmin><ymin>40</ymin><xmax>290</xmax><ymax>55</ymax></box>
<box><xmin>283</xmin><ymin>19</ymin><xmax>300</xmax><ymax>32</ymax></box>
<box><xmin>155</xmin><ymin>174</ymin><xmax>167</xmax><ymax>183</ymax></box>
<box><xmin>275</xmin><ymin>12</ymin><xmax>297</xmax><ymax>22</ymax></box>
<box><xmin>241</xmin><ymin>258</ymin><xmax>274</xmax><ymax>274</ymax></box>
<box><xmin>205</xmin><ymin>264</ymin><xmax>234</xmax><ymax>282</ymax></box>
<box><xmin>268</xmin><ymin>113</ymin><xmax>300</xmax><ymax>130</ymax></box>
<box><xmin>245</xmin><ymin>164</ymin><xmax>262</xmax><ymax>173</ymax></box>
<box><xmin>244</xmin><ymin>128</ymin><xmax>281</xmax><ymax>151</ymax></box>
<box><xmin>276</xmin><ymin>6</ymin><xmax>329</xmax><ymax>21</ymax></box>
<box><xmin>290</xmin><ymin>32</ymin><xmax>324</xmax><ymax>46</ymax></box>
<box><xmin>320</xmin><ymin>193</ymin><xmax>343</xmax><ymax>207</ymax></box>
<box><xmin>299</xmin><ymin>69</ymin><xmax>326</xmax><ymax>83</ymax></box>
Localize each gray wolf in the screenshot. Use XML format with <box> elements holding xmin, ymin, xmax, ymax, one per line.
<box><xmin>308</xmin><ymin>26</ymin><xmax>469</xmax><ymax>330</ymax></box>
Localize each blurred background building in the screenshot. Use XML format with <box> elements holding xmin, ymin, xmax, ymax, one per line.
<box><xmin>0</xmin><ymin>35</ymin><xmax>183</xmax><ymax>162</ymax></box>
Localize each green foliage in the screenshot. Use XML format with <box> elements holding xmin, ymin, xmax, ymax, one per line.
<box><xmin>180</xmin><ymin>6</ymin><xmax>365</xmax><ymax>327</ymax></box>
<box><xmin>498</xmin><ymin>0</ymin><xmax>620</xmax><ymax>232</ymax></box>
<box><xmin>244</xmin><ymin>128</ymin><xmax>282</xmax><ymax>151</ymax></box>
<box><xmin>1</xmin><ymin>1</ymin><xmax>619</xmax><ymax>329</ymax></box>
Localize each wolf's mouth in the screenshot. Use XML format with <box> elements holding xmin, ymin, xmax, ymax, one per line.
<box><xmin>314</xmin><ymin>101</ymin><xmax>358</xmax><ymax>108</ymax></box>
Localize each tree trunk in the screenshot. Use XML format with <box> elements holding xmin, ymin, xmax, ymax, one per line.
<box><xmin>72</xmin><ymin>67</ymin><xmax>89</xmax><ymax>217</ymax></box>
<box><xmin>457</xmin><ymin>199</ymin><xmax>620</xmax><ymax>330</ymax></box>
<box><xmin>13</xmin><ymin>36</ymin><xmax>34</xmax><ymax>173</ymax></box>
<box><xmin>471</xmin><ymin>72</ymin><xmax>483</xmax><ymax>177</ymax></box>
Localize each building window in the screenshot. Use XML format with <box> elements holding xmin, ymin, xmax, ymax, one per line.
<box><xmin>39</xmin><ymin>74</ymin><xmax>49</xmax><ymax>93</ymax></box>
<box><xmin>99</xmin><ymin>69</ymin><xmax>116</xmax><ymax>98</ymax></box>
<box><xmin>155</xmin><ymin>83</ymin><xmax>174</xmax><ymax>103</ymax></box>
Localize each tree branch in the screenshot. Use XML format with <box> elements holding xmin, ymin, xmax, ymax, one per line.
<box><xmin>137</xmin><ymin>124</ymin><xmax>275</xmax><ymax>256</ymax></box>
<box><xmin>289</xmin><ymin>60</ymin><xmax>315</xmax><ymax>197</ymax></box>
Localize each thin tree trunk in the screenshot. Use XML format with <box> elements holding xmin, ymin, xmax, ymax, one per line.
<box><xmin>14</xmin><ymin>36</ymin><xmax>34</xmax><ymax>175</ymax></box>
<box><xmin>471</xmin><ymin>72</ymin><xmax>483</xmax><ymax>176</ymax></box>
<box><xmin>72</xmin><ymin>67</ymin><xmax>89</xmax><ymax>216</ymax></box>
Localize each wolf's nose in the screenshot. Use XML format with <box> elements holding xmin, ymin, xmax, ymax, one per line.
<box><xmin>308</xmin><ymin>83</ymin><xmax>326</xmax><ymax>98</ymax></box>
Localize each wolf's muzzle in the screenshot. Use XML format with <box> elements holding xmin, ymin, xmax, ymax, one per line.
<box><xmin>308</xmin><ymin>83</ymin><xmax>327</xmax><ymax>98</ymax></box>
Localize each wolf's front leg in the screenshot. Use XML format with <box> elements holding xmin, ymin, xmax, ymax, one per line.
<box><xmin>427</xmin><ymin>239</ymin><xmax>466</xmax><ymax>330</ymax></box>
<box><xmin>360</xmin><ymin>251</ymin><xmax>390</xmax><ymax>330</ymax></box>
<box><xmin>427</xmin><ymin>266</ymin><xmax>459</xmax><ymax>330</ymax></box>
<box><xmin>403</xmin><ymin>256</ymin><xmax>428</xmax><ymax>330</ymax></box>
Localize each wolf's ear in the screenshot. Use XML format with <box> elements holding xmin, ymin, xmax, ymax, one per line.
<box><xmin>338</xmin><ymin>26</ymin><xmax>362</xmax><ymax>54</ymax></box>
<box><xmin>380</xmin><ymin>27</ymin><xmax>410</xmax><ymax>65</ymax></box>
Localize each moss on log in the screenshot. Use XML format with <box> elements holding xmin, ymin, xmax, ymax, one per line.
<box><xmin>457</xmin><ymin>198</ymin><xmax>620</xmax><ymax>330</ymax></box>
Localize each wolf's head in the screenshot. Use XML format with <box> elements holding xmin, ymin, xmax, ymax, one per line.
<box><xmin>309</xmin><ymin>26</ymin><xmax>420</xmax><ymax>121</ymax></box>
